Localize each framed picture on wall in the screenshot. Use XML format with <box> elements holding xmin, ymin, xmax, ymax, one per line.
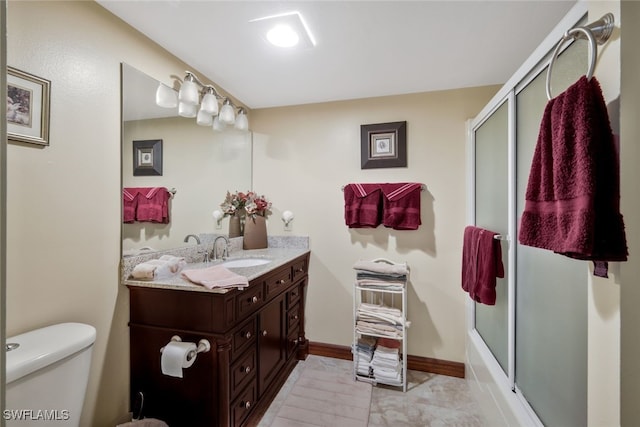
<box><xmin>133</xmin><ymin>139</ymin><xmax>163</xmax><ymax>176</ymax></box>
<box><xmin>7</xmin><ymin>66</ymin><xmax>51</xmax><ymax>146</ymax></box>
<box><xmin>360</xmin><ymin>121</ymin><xmax>407</xmax><ymax>169</ymax></box>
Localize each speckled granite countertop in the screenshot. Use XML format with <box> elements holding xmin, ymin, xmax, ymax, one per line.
<box><xmin>123</xmin><ymin>244</ymin><xmax>310</xmax><ymax>294</ymax></box>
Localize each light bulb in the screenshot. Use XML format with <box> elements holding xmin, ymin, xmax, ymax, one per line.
<box><xmin>178</xmin><ymin>101</ymin><xmax>197</xmax><ymax>118</ymax></box>
<box><xmin>178</xmin><ymin>78</ymin><xmax>199</xmax><ymax>106</ymax></box>
<box><xmin>219</xmin><ymin>100</ymin><xmax>236</xmax><ymax>125</ymax></box>
<box><xmin>201</xmin><ymin>90</ymin><xmax>219</xmax><ymax>115</ymax></box>
<box><xmin>155</xmin><ymin>83</ymin><xmax>178</xmax><ymax>108</ymax></box>
<box><xmin>234</xmin><ymin>109</ymin><xmax>249</xmax><ymax>131</ymax></box>
<box><xmin>267</xmin><ymin>24</ymin><xmax>299</xmax><ymax>48</ymax></box>
<box><xmin>196</xmin><ymin>108</ymin><xmax>213</xmax><ymax>126</ymax></box>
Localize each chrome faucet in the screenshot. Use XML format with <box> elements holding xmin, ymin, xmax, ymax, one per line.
<box><xmin>184</xmin><ymin>234</ymin><xmax>201</xmax><ymax>245</ymax></box>
<box><xmin>211</xmin><ymin>236</ymin><xmax>230</xmax><ymax>261</ymax></box>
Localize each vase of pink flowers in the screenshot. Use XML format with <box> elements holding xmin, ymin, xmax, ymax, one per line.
<box><xmin>242</xmin><ymin>192</ymin><xmax>272</xmax><ymax>249</ymax></box>
<box><xmin>220</xmin><ymin>191</ymin><xmax>272</xmax><ymax>247</ymax></box>
<box><xmin>220</xmin><ymin>191</ymin><xmax>249</xmax><ymax>237</ymax></box>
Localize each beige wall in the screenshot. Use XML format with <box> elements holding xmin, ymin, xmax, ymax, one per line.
<box><xmin>5</xmin><ymin>2</ymin><xmax>216</xmax><ymax>425</ymax></box>
<box><xmin>251</xmin><ymin>87</ymin><xmax>498</xmax><ymax>362</ymax></box>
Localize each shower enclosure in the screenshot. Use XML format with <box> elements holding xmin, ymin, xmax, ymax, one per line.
<box><xmin>467</xmin><ymin>5</ymin><xmax>616</xmax><ymax>426</ymax></box>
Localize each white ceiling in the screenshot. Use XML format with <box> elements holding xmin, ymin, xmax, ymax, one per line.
<box><xmin>99</xmin><ymin>0</ymin><xmax>577</xmax><ymax>110</ymax></box>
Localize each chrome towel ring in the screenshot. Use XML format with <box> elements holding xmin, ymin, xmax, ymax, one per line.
<box><xmin>545</xmin><ymin>13</ymin><xmax>615</xmax><ymax>100</ymax></box>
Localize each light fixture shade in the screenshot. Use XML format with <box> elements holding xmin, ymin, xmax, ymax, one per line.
<box><xmin>234</xmin><ymin>110</ymin><xmax>249</xmax><ymax>131</ymax></box>
<box><xmin>155</xmin><ymin>83</ymin><xmax>178</xmax><ymax>108</ymax></box>
<box><xmin>178</xmin><ymin>101</ymin><xmax>197</xmax><ymax>118</ymax></box>
<box><xmin>212</xmin><ymin>116</ymin><xmax>226</xmax><ymax>132</ymax></box>
<box><xmin>219</xmin><ymin>101</ymin><xmax>235</xmax><ymax>125</ymax></box>
<box><xmin>201</xmin><ymin>92</ymin><xmax>219</xmax><ymax>116</ymax></box>
<box><xmin>196</xmin><ymin>108</ymin><xmax>213</xmax><ymax>126</ymax></box>
<box><xmin>178</xmin><ymin>79</ymin><xmax>199</xmax><ymax>106</ymax></box>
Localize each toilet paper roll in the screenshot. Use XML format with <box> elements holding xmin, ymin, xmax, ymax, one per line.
<box><xmin>161</xmin><ymin>341</ymin><xmax>197</xmax><ymax>378</ymax></box>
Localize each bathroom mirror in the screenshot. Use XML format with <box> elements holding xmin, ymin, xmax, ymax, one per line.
<box><xmin>121</xmin><ymin>63</ymin><xmax>252</xmax><ymax>254</ymax></box>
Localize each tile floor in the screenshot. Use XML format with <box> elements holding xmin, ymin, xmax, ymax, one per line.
<box><xmin>258</xmin><ymin>355</ymin><xmax>486</xmax><ymax>427</ymax></box>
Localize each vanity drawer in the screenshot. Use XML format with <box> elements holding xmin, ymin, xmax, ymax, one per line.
<box><xmin>231</xmin><ymin>382</ymin><xmax>257</xmax><ymax>427</ymax></box>
<box><xmin>237</xmin><ymin>284</ymin><xmax>264</xmax><ymax>319</ymax></box>
<box><xmin>292</xmin><ymin>258</ymin><xmax>307</xmax><ymax>281</ymax></box>
<box><xmin>286</xmin><ymin>327</ymin><xmax>299</xmax><ymax>359</ymax></box>
<box><xmin>287</xmin><ymin>303</ymin><xmax>300</xmax><ymax>334</ymax></box>
<box><xmin>265</xmin><ymin>267</ymin><xmax>292</xmax><ymax>299</ymax></box>
<box><xmin>287</xmin><ymin>285</ymin><xmax>301</xmax><ymax>309</ymax></box>
<box><xmin>232</xmin><ymin>317</ymin><xmax>256</xmax><ymax>360</ymax></box>
<box><xmin>230</xmin><ymin>347</ymin><xmax>257</xmax><ymax>399</ymax></box>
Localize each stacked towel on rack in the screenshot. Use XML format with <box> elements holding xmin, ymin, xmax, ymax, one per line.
<box><xmin>354</xmin><ymin>336</ymin><xmax>377</xmax><ymax>377</ymax></box>
<box><xmin>353</xmin><ymin>259</ymin><xmax>408</xmax><ymax>290</ymax></box>
<box><xmin>181</xmin><ymin>265</ymin><xmax>249</xmax><ymax>290</ymax></box>
<box><xmin>356</xmin><ymin>303</ymin><xmax>409</xmax><ymax>338</ymax></box>
<box><xmin>123</xmin><ymin>187</ymin><xmax>171</xmax><ymax>224</ymax></box>
<box><xmin>518</xmin><ymin>76</ymin><xmax>627</xmax><ymax>277</ymax></box>
<box><xmin>130</xmin><ymin>255</ymin><xmax>187</xmax><ymax>280</ymax></box>
<box><xmin>371</xmin><ymin>344</ymin><xmax>402</xmax><ymax>386</ymax></box>
<box><xmin>343</xmin><ymin>183</ymin><xmax>423</xmax><ymax>230</ymax></box>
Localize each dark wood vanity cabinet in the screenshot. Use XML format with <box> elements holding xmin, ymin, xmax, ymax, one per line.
<box><xmin>127</xmin><ymin>252</ymin><xmax>310</xmax><ymax>427</ymax></box>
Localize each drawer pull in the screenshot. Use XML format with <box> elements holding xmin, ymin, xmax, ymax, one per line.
<box><xmin>292</xmin><ymin>314</ymin><xmax>299</xmax><ymax>320</ymax></box>
<box><xmin>243</xmin><ymin>366</ymin><xmax>251</xmax><ymax>374</ymax></box>
<box><xmin>276</xmin><ymin>279</ymin><xmax>286</xmax><ymax>285</ymax></box>
<box><xmin>244</xmin><ymin>331</ymin><xmax>252</xmax><ymax>339</ymax></box>
<box><xmin>251</xmin><ymin>296</ymin><xmax>258</xmax><ymax>303</ymax></box>
<box><xmin>241</xmin><ymin>401</ymin><xmax>251</xmax><ymax>410</ymax></box>
<box><xmin>295</xmin><ymin>268</ymin><xmax>304</xmax><ymax>273</ymax></box>
<box><xmin>262</xmin><ymin>330</ymin><xmax>268</xmax><ymax>337</ymax></box>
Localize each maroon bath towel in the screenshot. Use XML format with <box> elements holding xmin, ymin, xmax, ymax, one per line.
<box><xmin>123</xmin><ymin>187</ymin><xmax>170</xmax><ymax>224</ymax></box>
<box><xmin>461</xmin><ymin>226</ymin><xmax>504</xmax><ymax>305</ymax></box>
<box><xmin>344</xmin><ymin>183</ymin><xmax>382</xmax><ymax>228</ymax></box>
<box><xmin>380</xmin><ymin>183</ymin><xmax>422</xmax><ymax>230</ymax></box>
<box><xmin>518</xmin><ymin>76</ymin><xmax>627</xmax><ymax>270</ymax></box>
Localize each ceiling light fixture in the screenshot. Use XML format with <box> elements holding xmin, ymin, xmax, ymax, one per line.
<box><xmin>156</xmin><ymin>70</ymin><xmax>249</xmax><ymax>132</ymax></box>
<box><xmin>249</xmin><ymin>11</ymin><xmax>316</xmax><ymax>49</ymax></box>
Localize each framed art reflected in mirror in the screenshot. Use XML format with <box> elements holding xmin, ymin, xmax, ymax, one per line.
<box><xmin>133</xmin><ymin>139</ymin><xmax>163</xmax><ymax>176</ymax></box>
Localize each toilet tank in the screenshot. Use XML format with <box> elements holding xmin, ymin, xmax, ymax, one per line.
<box><xmin>5</xmin><ymin>322</ymin><xmax>96</xmax><ymax>426</ymax></box>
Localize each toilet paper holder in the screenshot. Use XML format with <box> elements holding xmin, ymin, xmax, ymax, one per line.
<box><xmin>160</xmin><ymin>335</ymin><xmax>211</xmax><ymax>362</ymax></box>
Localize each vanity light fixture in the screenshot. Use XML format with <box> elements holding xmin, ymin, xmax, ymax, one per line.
<box><xmin>156</xmin><ymin>70</ymin><xmax>249</xmax><ymax>132</ymax></box>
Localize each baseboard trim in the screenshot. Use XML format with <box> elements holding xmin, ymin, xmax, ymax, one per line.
<box><xmin>308</xmin><ymin>341</ymin><xmax>465</xmax><ymax>378</ymax></box>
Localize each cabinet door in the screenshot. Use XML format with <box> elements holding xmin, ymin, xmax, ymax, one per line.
<box><xmin>258</xmin><ymin>293</ymin><xmax>286</xmax><ymax>396</ymax></box>
<box><xmin>130</xmin><ymin>325</ymin><xmax>217</xmax><ymax>427</ymax></box>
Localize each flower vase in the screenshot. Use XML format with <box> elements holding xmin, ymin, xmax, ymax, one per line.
<box><xmin>243</xmin><ymin>215</ymin><xmax>268</xmax><ymax>249</ymax></box>
<box><xmin>228</xmin><ymin>215</ymin><xmax>243</xmax><ymax>238</ymax></box>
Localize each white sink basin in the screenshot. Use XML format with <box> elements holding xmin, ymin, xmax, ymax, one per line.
<box><xmin>222</xmin><ymin>258</ymin><xmax>272</xmax><ymax>268</ymax></box>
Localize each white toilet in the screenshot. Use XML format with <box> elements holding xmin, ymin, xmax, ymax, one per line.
<box><xmin>5</xmin><ymin>322</ymin><xmax>96</xmax><ymax>426</ymax></box>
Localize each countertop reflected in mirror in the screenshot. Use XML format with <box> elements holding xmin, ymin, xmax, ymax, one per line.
<box><xmin>121</xmin><ymin>63</ymin><xmax>252</xmax><ymax>255</ymax></box>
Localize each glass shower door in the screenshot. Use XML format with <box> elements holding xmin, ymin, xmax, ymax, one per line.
<box><xmin>474</xmin><ymin>101</ymin><xmax>509</xmax><ymax>373</ymax></box>
<box><xmin>514</xmin><ymin>39</ymin><xmax>588</xmax><ymax>427</ymax></box>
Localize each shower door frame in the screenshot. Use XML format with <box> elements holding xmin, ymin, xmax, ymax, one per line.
<box><xmin>465</xmin><ymin>3</ymin><xmax>588</xmax><ymax>426</ymax></box>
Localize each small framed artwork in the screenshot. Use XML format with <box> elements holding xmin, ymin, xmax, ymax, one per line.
<box><xmin>360</xmin><ymin>121</ymin><xmax>407</xmax><ymax>169</ymax></box>
<box><xmin>133</xmin><ymin>139</ymin><xmax>163</xmax><ymax>176</ymax></box>
<box><xmin>7</xmin><ymin>67</ymin><xmax>51</xmax><ymax>146</ymax></box>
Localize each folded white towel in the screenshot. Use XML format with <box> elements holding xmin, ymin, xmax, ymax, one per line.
<box><xmin>353</xmin><ymin>259</ymin><xmax>408</xmax><ymax>276</ymax></box>
<box><xmin>159</xmin><ymin>255</ymin><xmax>187</xmax><ymax>273</ymax></box>
<box><xmin>181</xmin><ymin>265</ymin><xmax>249</xmax><ymax>290</ymax></box>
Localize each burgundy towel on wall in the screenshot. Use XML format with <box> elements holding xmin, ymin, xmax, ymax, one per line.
<box><xmin>518</xmin><ymin>76</ymin><xmax>628</xmax><ymax>271</ymax></box>
<box><xmin>461</xmin><ymin>226</ymin><xmax>504</xmax><ymax>305</ymax></box>
<box><xmin>344</xmin><ymin>183</ymin><xmax>382</xmax><ymax>228</ymax></box>
<box><xmin>123</xmin><ymin>187</ymin><xmax>170</xmax><ymax>224</ymax></box>
<box><xmin>380</xmin><ymin>183</ymin><xmax>422</xmax><ymax>230</ymax></box>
